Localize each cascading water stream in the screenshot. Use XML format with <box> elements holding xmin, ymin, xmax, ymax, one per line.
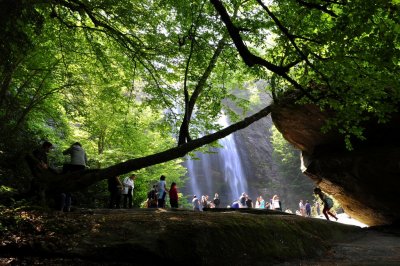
<box><xmin>185</xmin><ymin>114</ymin><xmax>248</xmax><ymax>205</ymax></box>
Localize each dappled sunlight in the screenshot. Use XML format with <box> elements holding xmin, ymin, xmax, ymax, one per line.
<box><xmin>168</xmin><ymin>216</ymin><xmax>183</xmax><ymax>221</ymax></box>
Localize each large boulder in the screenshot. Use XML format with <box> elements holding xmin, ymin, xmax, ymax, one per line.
<box><xmin>271</xmin><ymin>102</ymin><xmax>400</xmax><ymax>226</ymax></box>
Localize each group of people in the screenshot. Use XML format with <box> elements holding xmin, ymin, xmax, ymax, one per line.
<box><xmin>191</xmin><ymin>193</ymin><xmax>220</xmax><ymax>211</ymax></box>
<box><xmin>190</xmin><ymin>192</ymin><xmax>284</xmax><ymax>211</ymax></box>
<box><xmin>230</xmin><ymin>192</ymin><xmax>253</xmax><ymax>209</ymax></box>
<box><xmin>298</xmin><ymin>199</ymin><xmax>312</xmax><ymax>217</ymax></box>
<box><xmin>27</xmin><ymin>142</ymin><xmax>339</xmax><ymax>222</ymax></box>
<box><xmin>191</xmin><ymin>189</ymin><xmax>338</xmax><ymax>223</ymax></box>
<box><xmin>253</xmin><ymin>194</ymin><xmax>282</xmax><ymax>211</ymax></box>
<box><xmin>292</xmin><ymin>190</ymin><xmax>337</xmax><ymax>221</ymax></box>
<box><xmin>230</xmin><ymin>193</ymin><xmax>282</xmax><ymax>211</ymax></box>
<box><xmin>107</xmin><ymin>174</ymin><xmax>137</xmax><ymax>209</ymax></box>
<box><xmin>145</xmin><ymin>175</ymin><xmax>179</xmax><ymax>209</ymax></box>
<box><xmin>26</xmin><ymin>141</ymin><xmax>88</xmax><ymax>212</ymax></box>
<box><xmin>292</xmin><ymin>189</ymin><xmax>337</xmax><ymax>221</ymax></box>
<box><xmin>108</xmin><ymin>173</ymin><xmax>179</xmax><ymax>210</ymax></box>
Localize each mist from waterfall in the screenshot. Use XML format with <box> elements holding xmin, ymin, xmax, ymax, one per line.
<box><xmin>185</xmin><ymin>114</ymin><xmax>248</xmax><ymax>205</ymax></box>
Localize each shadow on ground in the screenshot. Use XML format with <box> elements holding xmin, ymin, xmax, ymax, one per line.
<box><xmin>0</xmin><ymin>208</ymin><xmax>399</xmax><ymax>265</ymax></box>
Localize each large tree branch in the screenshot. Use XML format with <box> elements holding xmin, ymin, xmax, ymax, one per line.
<box><xmin>210</xmin><ymin>0</ymin><xmax>285</xmax><ymax>73</ymax></box>
<box><xmin>255</xmin><ymin>0</ymin><xmax>331</xmax><ymax>89</ymax></box>
<box><xmin>53</xmin><ymin>104</ymin><xmax>273</xmax><ymax>192</ymax></box>
<box><xmin>295</xmin><ymin>0</ymin><xmax>338</xmax><ymax>17</ymax></box>
<box><xmin>178</xmin><ymin>37</ymin><xmax>227</xmax><ymax>145</ymax></box>
<box><xmin>210</xmin><ymin>0</ymin><xmax>316</xmax><ymax>102</ymax></box>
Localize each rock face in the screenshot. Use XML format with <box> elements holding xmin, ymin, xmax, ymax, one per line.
<box><xmin>271</xmin><ymin>102</ymin><xmax>400</xmax><ymax>226</ymax></box>
<box><xmin>0</xmin><ymin>208</ymin><xmax>363</xmax><ymax>265</ymax></box>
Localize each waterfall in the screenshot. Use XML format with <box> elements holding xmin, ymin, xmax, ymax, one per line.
<box><xmin>217</xmin><ymin>115</ymin><xmax>248</xmax><ymax>202</ymax></box>
<box><xmin>184</xmin><ymin>114</ymin><xmax>248</xmax><ymax>206</ymax></box>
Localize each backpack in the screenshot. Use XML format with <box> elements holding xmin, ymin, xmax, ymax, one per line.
<box><xmin>325</xmin><ymin>197</ymin><xmax>334</xmax><ymax>209</ymax></box>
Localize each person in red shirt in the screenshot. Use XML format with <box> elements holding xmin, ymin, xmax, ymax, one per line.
<box><xmin>169</xmin><ymin>182</ymin><xmax>179</xmax><ymax>208</ymax></box>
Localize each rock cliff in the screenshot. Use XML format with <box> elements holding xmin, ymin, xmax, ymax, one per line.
<box><xmin>271</xmin><ymin>102</ymin><xmax>400</xmax><ymax>226</ymax></box>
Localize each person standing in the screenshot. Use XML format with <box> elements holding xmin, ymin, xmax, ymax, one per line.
<box><xmin>122</xmin><ymin>174</ymin><xmax>136</xmax><ymax>208</ymax></box>
<box><xmin>305</xmin><ymin>200</ymin><xmax>312</xmax><ymax>217</ymax></box>
<box><xmin>108</xmin><ymin>176</ymin><xmax>123</xmax><ymax>209</ymax></box>
<box><xmin>25</xmin><ymin>141</ymin><xmax>54</xmax><ymax>203</ymax></box>
<box><xmin>313</xmin><ymin>187</ymin><xmax>338</xmax><ymax>221</ymax></box>
<box><xmin>62</xmin><ymin>142</ymin><xmax>87</xmax><ymax>172</ymax></box>
<box><xmin>29</xmin><ymin>141</ymin><xmax>54</xmax><ymax>175</ymax></box>
<box><xmin>192</xmin><ymin>195</ymin><xmax>200</xmax><ymax>211</ymax></box>
<box><xmin>245</xmin><ymin>195</ymin><xmax>253</xmax><ymax>208</ymax></box>
<box><xmin>213</xmin><ymin>193</ymin><xmax>220</xmax><ymax>208</ymax></box>
<box><xmin>299</xmin><ymin>200</ymin><xmax>306</xmax><ymax>216</ymax></box>
<box><xmin>239</xmin><ymin>193</ymin><xmax>247</xmax><ymax>208</ymax></box>
<box><xmin>201</xmin><ymin>195</ymin><xmax>209</xmax><ymax>209</ymax></box>
<box><xmin>315</xmin><ymin>201</ymin><xmax>321</xmax><ymax>216</ymax></box>
<box><xmin>61</xmin><ymin>142</ymin><xmax>88</xmax><ymax>212</ymax></box>
<box><xmin>169</xmin><ymin>182</ymin><xmax>179</xmax><ymax>208</ymax></box>
<box><xmin>271</xmin><ymin>195</ymin><xmax>282</xmax><ymax>211</ymax></box>
<box><xmin>157</xmin><ymin>175</ymin><xmax>168</xmax><ymax>208</ymax></box>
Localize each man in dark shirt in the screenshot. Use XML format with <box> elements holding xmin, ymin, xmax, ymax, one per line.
<box><xmin>246</xmin><ymin>196</ymin><xmax>253</xmax><ymax>208</ymax></box>
<box><xmin>305</xmin><ymin>200</ymin><xmax>312</xmax><ymax>217</ymax></box>
<box><xmin>108</xmin><ymin>176</ymin><xmax>122</xmax><ymax>209</ymax></box>
<box><xmin>28</xmin><ymin>141</ymin><xmax>53</xmax><ymax>177</ymax></box>
<box><xmin>25</xmin><ymin>141</ymin><xmax>54</xmax><ymax>203</ymax></box>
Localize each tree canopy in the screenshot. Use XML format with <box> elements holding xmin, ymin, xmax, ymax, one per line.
<box><xmin>0</xmin><ymin>0</ymin><xmax>399</xmax><ymax>199</ymax></box>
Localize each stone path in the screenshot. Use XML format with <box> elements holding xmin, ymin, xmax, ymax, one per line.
<box><xmin>280</xmin><ymin>225</ymin><xmax>400</xmax><ymax>266</ymax></box>
<box><xmin>324</xmin><ymin>228</ymin><xmax>400</xmax><ymax>265</ymax></box>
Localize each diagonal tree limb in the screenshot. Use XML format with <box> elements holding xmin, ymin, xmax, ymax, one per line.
<box><xmin>53</xmin><ymin>104</ymin><xmax>274</xmax><ymax>192</ymax></box>
<box><xmin>210</xmin><ymin>0</ymin><xmax>315</xmax><ymax>102</ymax></box>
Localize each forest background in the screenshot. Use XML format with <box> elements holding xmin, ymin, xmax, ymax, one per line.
<box><xmin>0</xmin><ymin>0</ymin><xmax>398</xmax><ymax>210</ymax></box>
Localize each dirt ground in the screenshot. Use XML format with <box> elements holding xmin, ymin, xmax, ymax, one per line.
<box><xmin>0</xmin><ymin>208</ymin><xmax>399</xmax><ymax>265</ymax></box>
<box><xmin>278</xmin><ymin>224</ymin><xmax>400</xmax><ymax>265</ymax></box>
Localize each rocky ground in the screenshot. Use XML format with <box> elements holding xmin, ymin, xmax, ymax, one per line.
<box><xmin>0</xmin><ymin>208</ymin><xmax>399</xmax><ymax>265</ymax></box>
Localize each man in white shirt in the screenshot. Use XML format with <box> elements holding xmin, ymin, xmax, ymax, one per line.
<box><xmin>122</xmin><ymin>174</ymin><xmax>136</xmax><ymax>208</ymax></box>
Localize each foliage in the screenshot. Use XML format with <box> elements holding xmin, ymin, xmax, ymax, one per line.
<box><xmin>211</xmin><ymin>0</ymin><xmax>400</xmax><ymax>149</ymax></box>
<box><xmin>0</xmin><ymin>0</ymin><xmax>399</xmax><ymax>209</ymax></box>
<box><xmin>270</xmin><ymin>125</ymin><xmax>315</xmax><ymax>210</ymax></box>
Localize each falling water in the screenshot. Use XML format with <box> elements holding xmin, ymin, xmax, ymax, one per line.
<box><xmin>217</xmin><ymin>115</ymin><xmax>248</xmax><ymax>201</ymax></box>
<box><xmin>185</xmin><ymin>114</ymin><xmax>248</xmax><ymax>205</ymax></box>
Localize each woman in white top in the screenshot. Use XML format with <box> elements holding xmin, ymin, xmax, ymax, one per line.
<box><xmin>271</xmin><ymin>195</ymin><xmax>282</xmax><ymax>211</ymax></box>
<box><xmin>157</xmin><ymin>175</ymin><xmax>168</xmax><ymax>208</ymax></box>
